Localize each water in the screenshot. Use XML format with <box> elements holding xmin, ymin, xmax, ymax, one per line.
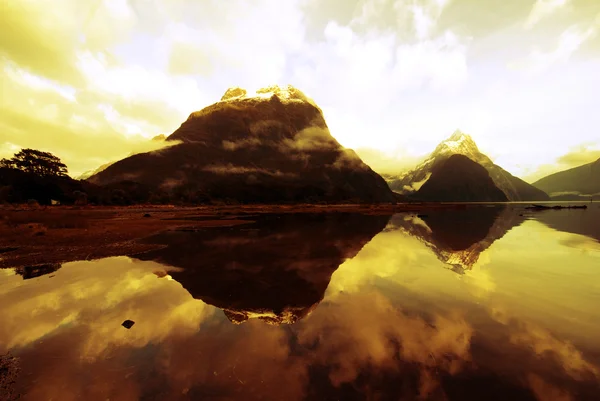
<box><xmin>1</xmin><ymin>205</ymin><xmax>599</xmax><ymax>401</ymax></box>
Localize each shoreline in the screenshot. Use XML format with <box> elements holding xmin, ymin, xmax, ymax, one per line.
<box><xmin>0</xmin><ymin>202</ymin><xmax>584</xmax><ymax>269</ymax></box>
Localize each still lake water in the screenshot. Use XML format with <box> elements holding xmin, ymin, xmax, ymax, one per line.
<box><xmin>1</xmin><ymin>205</ymin><xmax>599</xmax><ymax>401</ymax></box>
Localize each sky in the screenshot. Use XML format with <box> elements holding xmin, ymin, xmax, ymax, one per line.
<box><xmin>1</xmin><ymin>0</ymin><xmax>599</xmax><ymax>180</ymax></box>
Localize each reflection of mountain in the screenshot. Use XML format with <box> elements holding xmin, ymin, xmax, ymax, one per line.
<box><xmin>529</xmin><ymin>207</ymin><xmax>600</xmax><ymax>243</ymax></box>
<box><xmin>391</xmin><ymin>206</ymin><xmax>525</xmax><ymax>273</ymax></box>
<box><xmin>136</xmin><ymin>213</ymin><xmax>390</xmax><ymax>324</ymax></box>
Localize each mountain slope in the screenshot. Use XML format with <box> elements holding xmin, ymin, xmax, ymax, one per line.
<box><xmin>414</xmin><ymin>154</ymin><xmax>508</xmax><ymax>202</ymax></box>
<box><xmin>88</xmin><ymin>85</ymin><xmax>396</xmax><ymax>204</ymax></box>
<box><xmin>533</xmin><ymin>158</ymin><xmax>600</xmax><ymax>197</ymax></box>
<box><xmin>388</xmin><ymin>131</ymin><xmax>549</xmax><ymax>201</ymax></box>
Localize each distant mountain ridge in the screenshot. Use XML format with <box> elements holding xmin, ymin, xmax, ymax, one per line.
<box><xmin>533</xmin><ymin>158</ymin><xmax>600</xmax><ymax>197</ymax></box>
<box><xmin>387</xmin><ymin>131</ymin><xmax>549</xmax><ymax>201</ymax></box>
<box><xmin>88</xmin><ymin>85</ymin><xmax>396</xmax><ymax>204</ymax></box>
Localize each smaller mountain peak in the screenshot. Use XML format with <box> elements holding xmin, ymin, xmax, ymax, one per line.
<box><xmin>448</xmin><ymin>129</ymin><xmax>472</xmax><ymax>142</ymax></box>
<box><xmin>432</xmin><ymin>130</ymin><xmax>480</xmax><ymax>156</ymax></box>
<box><xmin>444</xmin><ymin>130</ymin><xmax>477</xmax><ymax>149</ymax></box>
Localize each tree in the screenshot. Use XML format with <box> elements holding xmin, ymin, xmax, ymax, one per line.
<box><xmin>0</xmin><ymin>149</ymin><xmax>68</xmax><ymax>177</ymax></box>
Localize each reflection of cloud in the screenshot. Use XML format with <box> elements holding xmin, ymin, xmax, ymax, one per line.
<box><xmin>462</xmin><ymin>254</ymin><xmax>497</xmax><ymax>297</ymax></box>
<box><xmin>2</xmin><ymin>255</ymin><xmax>476</xmax><ymax>401</ymax></box>
<box><xmin>324</xmin><ymin>229</ymin><xmax>426</xmax><ymax>296</ymax></box>
<box><xmin>298</xmin><ymin>291</ymin><xmax>473</xmax><ymax>394</ymax></box>
<box><xmin>510</xmin><ymin>322</ymin><xmax>599</xmax><ymax>380</ymax></box>
<box><xmin>559</xmin><ymin>235</ymin><xmax>600</xmax><ymax>251</ymax></box>
<box><xmin>528</xmin><ymin>374</ymin><xmax>574</xmax><ymax>401</ymax></box>
<box><xmin>0</xmin><ymin>257</ymin><xmax>215</xmax><ymax>355</ymax></box>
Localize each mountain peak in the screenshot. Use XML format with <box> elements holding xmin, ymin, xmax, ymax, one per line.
<box><xmin>448</xmin><ymin>129</ymin><xmax>471</xmax><ymax>141</ymax></box>
<box><xmin>220</xmin><ymin>84</ymin><xmax>316</xmax><ymax>106</ymax></box>
<box><xmin>433</xmin><ymin>130</ymin><xmax>479</xmax><ymax>156</ymax></box>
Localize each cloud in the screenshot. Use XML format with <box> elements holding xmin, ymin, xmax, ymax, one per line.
<box><xmin>353</xmin><ymin>147</ymin><xmax>427</xmax><ymax>175</ymax></box>
<box><xmin>557</xmin><ymin>142</ymin><xmax>600</xmax><ymax>165</ymax></box>
<box><xmin>524</xmin><ymin>141</ymin><xmax>600</xmax><ymax>182</ymax></box>
<box><xmin>525</xmin><ymin>0</ymin><xmax>571</xmax><ymax>29</ymax></box>
<box><xmin>222</xmin><ymin>138</ymin><xmax>262</xmax><ymax>151</ymax></box>
<box><xmin>1</xmin><ymin>0</ymin><xmax>600</xmax><ymax>180</ymax></box>
<box><xmin>202</xmin><ymin>164</ymin><xmax>296</xmax><ymax>178</ymax></box>
<box><xmin>281</xmin><ymin>126</ymin><xmax>340</xmax><ymax>152</ymax></box>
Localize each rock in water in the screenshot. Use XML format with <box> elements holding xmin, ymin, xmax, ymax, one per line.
<box><xmin>121</xmin><ymin>320</ymin><xmax>135</xmax><ymax>329</ymax></box>
<box><xmin>415</xmin><ymin>154</ymin><xmax>508</xmax><ymax>202</ymax></box>
<box><xmin>88</xmin><ymin>85</ymin><xmax>396</xmax><ymax>204</ymax></box>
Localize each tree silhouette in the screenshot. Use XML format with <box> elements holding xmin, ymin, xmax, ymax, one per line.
<box><xmin>0</xmin><ymin>149</ymin><xmax>68</xmax><ymax>177</ymax></box>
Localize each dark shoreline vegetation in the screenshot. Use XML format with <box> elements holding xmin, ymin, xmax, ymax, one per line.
<box><xmin>0</xmin><ymin>201</ymin><xmax>594</xmax><ymax>271</ymax></box>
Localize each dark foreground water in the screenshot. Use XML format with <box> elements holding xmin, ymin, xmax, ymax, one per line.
<box><xmin>1</xmin><ymin>205</ymin><xmax>599</xmax><ymax>401</ymax></box>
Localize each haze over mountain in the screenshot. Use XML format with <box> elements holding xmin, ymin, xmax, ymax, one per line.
<box><xmin>533</xmin><ymin>158</ymin><xmax>600</xmax><ymax>198</ymax></box>
<box><xmin>88</xmin><ymin>85</ymin><xmax>396</xmax><ymax>204</ymax></box>
<box><xmin>387</xmin><ymin>131</ymin><xmax>550</xmax><ymax>201</ymax></box>
<box><xmin>414</xmin><ymin>154</ymin><xmax>508</xmax><ymax>202</ymax></box>
<box><xmin>76</xmin><ymin>135</ymin><xmax>173</xmax><ymax>180</ymax></box>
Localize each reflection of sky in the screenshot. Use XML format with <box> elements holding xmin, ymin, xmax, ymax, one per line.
<box><xmin>0</xmin><ymin>217</ymin><xmax>599</xmax><ymax>400</ymax></box>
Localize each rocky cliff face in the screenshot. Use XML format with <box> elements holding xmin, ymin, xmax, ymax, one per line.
<box><xmin>88</xmin><ymin>85</ymin><xmax>396</xmax><ymax>204</ymax></box>
<box><xmin>388</xmin><ymin>131</ymin><xmax>549</xmax><ymax>201</ymax></box>
<box><xmin>414</xmin><ymin>154</ymin><xmax>508</xmax><ymax>202</ymax></box>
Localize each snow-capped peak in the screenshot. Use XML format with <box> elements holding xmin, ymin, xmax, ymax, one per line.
<box><xmin>220</xmin><ymin>85</ymin><xmax>317</xmax><ymax>107</ymax></box>
<box><xmin>434</xmin><ymin>130</ymin><xmax>480</xmax><ymax>156</ymax></box>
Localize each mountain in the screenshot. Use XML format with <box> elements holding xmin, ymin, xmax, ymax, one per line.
<box><xmin>76</xmin><ymin>134</ymin><xmax>170</xmax><ymax>180</ymax></box>
<box><xmin>528</xmin><ymin>206</ymin><xmax>600</xmax><ymax>243</ymax></box>
<box><xmin>77</xmin><ymin>161</ymin><xmax>114</xmax><ymax>181</ymax></box>
<box><xmin>391</xmin><ymin>206</ymin><xmax>525</xmax><ymax>273</ymax></box>
<box><xmin>414</xmin><ymin>154</ymin><xmax>508</xmax><ymax>202</ymax></box>
<box><xmin>387</xmin><ymin>131</ymin><xmax>549</xmax><ymax>201</ymax></box>
<box><xmin>88</xmin><ymin>85</ymin><xmax>396</xmax><ymax>204</ymax></box>
<box><xmin>136</xmin><ymin>213</ymin><xmax>390</xmax><ymax>324</ymax></box>
<box><xmin>532</xmin><ymin>158</ymin><xmax>600</xmax><ymax>198</ymax></box>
